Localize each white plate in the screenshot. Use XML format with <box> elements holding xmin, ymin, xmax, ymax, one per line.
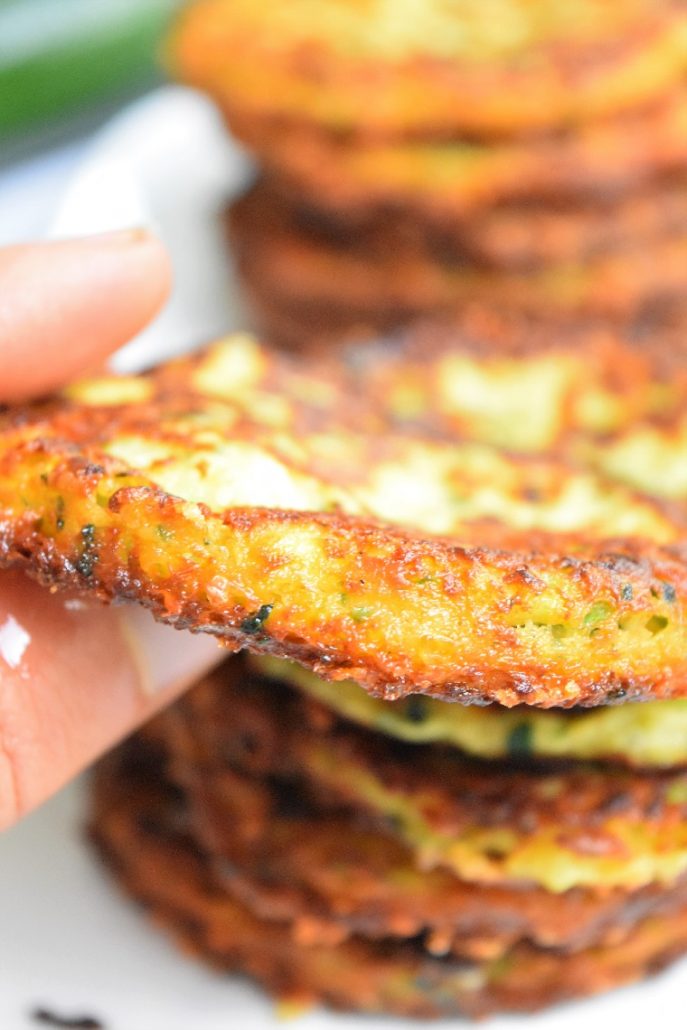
<box><xmin>1</xmin><ymin>86</ymin><xmax>686</xmax><ymax>1030</ymax></box>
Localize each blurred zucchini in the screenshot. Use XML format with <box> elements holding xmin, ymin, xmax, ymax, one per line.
<box><xmin>0</xmin><ymin>0</ymin><xmax>184</xmax><ymax>139</ymax></box>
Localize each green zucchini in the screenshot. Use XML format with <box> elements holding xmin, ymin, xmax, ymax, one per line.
<box><xmin>0</xmin><ymin>0</ymin><xmax>183</xmax><ymax>138</ymax></box>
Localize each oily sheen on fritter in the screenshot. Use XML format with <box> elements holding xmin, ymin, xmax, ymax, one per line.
<box><xmin>92</xmin><ymin>719</ymin><xmax>687</xmax><ymax>1019</ymax></box>
<box><xmin>167</xmin><ymin>658</ymin><xmax>687</xmax><ymax>895</ymax></box>
<box><xmin>1</xmin><ymin>333</ymin><xmax>687</xmax><ymax>707</ymax></box>
<box><xmin>252</xmin><ymin>655</ymin><xmax>687</xmax><ymax>769</ymax></box>
<box><xmin>170</xmin><ymin>0</ymin><xmax>687</xmax><ymax>138</ymax></box>
<box><xmin>172</xmin><ymin>755</ymin><xmax>687</xmax><ymax>960</ymax></box>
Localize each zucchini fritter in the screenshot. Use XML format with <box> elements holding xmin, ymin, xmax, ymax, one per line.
<box><xmin>230</xmin><ymin>180</ymin><xmax>687</xmax><ymax>322</ymax></box>
<box><xmin>178</xmin><ymin>762</ymin><xmax>687</xmax><ymax>960</ymax></box>
<box><xmin>269</xmin><ymin>175</ymin><xmax>687</xmax><ymax>273</ymax></box>
<box><xmin>171</xmin><ymin>660</ymin><xmax>687</xmax><ymax>894</ymax></box>
<box><xmin>254</xmin><ymin>655</ymin><xmax>687</xmax><ymax>769</ymax></box>
<box><xmin>232</xmin><ymin>302</ymin><xmax>687</xmax><ymax>504</ymax></box>
<box><xmin>240</xmin><ymin>283</ymin><xmax>388</xmax><ymax>353</ymax></box>
<box><xmin>229</xmin><ymin>91</ymin><xmax>687</xmax><ymax>217</ymax></box>
<box><xmin>170</xmin><ymin>745</ymin><xmax>687</xmax><ymax>959</ymax></box>
<box><xmin>92</xmin><ymin>727</ymin><xmax>687</xmax><ymax>1019</ymax></box>
<box><xmin>327</xmin><ymin>307</ymin><xmax>687</xmax><ymax>501</ymax></box>
<box><xmin>458</xmin><ymin>181</ymin><xmax>687</xmax><ymax>271</ymax></box>
<box><xmin>158</xmin><ymin>683</ymin><xmax>687</xmax><ymax>956</ymax></box>
<box><xmin>338</xmin><ymin>307</ymin><xmax>684</xmax><ymax>439</ymax></box>
<box><xmin>171</xmin><ymin>0</ymin><xmax>687</xmax><ymax>138</ymax></box>
<box><xmin>2</xmin><ymin>334</ymin><xmax>687</xmax><ymax>707</ymax></box>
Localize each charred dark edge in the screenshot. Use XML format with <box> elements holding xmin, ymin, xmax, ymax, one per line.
<box><xmin>2</xmin><ymin>505</ymin><xmax>687</xmax><ymax>708</ymax></box>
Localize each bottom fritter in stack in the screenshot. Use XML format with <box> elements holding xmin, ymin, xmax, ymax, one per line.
<box><xmin>92</xmin><ymin>654</ymin><xmax>687</xmax><ymax>1019</ymax></box>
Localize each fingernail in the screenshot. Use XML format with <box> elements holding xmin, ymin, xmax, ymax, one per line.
<box><xmin>77</xmin><ymin>227</ymin><xmax>153</xmax><ymax>247</ymax></box>
<box><xmin>117</xmin><ymin>605</ymin><xmax>223</xmax><ymax>697</ymax></box>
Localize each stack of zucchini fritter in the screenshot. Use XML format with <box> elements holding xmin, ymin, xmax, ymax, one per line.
<box><xmin>171</xmin><ymin>0</ymin><xmax>687</xmax><ymax>347</ymax></box>
<box><xmin>1</xmin><ymin>325</ymin><xmax>687</xmax><ymax>1017</ymax></box>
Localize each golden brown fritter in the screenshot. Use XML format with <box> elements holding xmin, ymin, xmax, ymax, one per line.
<box><xmin>329</xmin><ymin>306</ymin><xmax>687</xmax><ymax>501</ymax></box>
<box><xmin>274</xmin><ymin>176</ymin><xmax>687</xmax><ymax>273</ymax></box>
<box><xmin>229</xmin><ymin>181</ymin><xmax>687</xmax><ymax>323</ymax></box>
<box><xmin>239</xmin><ymin>280</ymin><xmax>389</xmax><ymax>353</ymax></box>
<box><xmin>170</xmin><ymin>0</ymin><xmax>687</xmax><ymax>139</ymax></box>
<box><xmin>92</xmin><ymin>734</ymin><xmax>687</xmax><ymax>1019</ymax></box>
<box><xmin>168</xmin><ymin>659</ymin><xmax>687</xmax><ymax>894</ymax></box>
<box><xmin>472</xmin><ymin>182</ymin><xmax>687</xmax><ymax>270</ymax></box>
<box><xmin>252</xmin><ymin>655</ymin><xmax>687</xmax><ymax>769</ymax></box>
<box><xmin>229</xmin><ymin>91</ymin><xmax>687</xmax><ymax>218</ymax></box>
<box><xmin>181</xmin><ymin>765</ymin><xmax>687</xmax><ymax>959</ymax></box>
<box><xmin>336</xmin><ymin>306</ymin><xmax>687</xmax><ymax>441</ymax></box>
<box><xmin>157</xmin><ymin>689</ymin><xmax>687</xmax><ymax>956</ymax></box>
<box><xmin>2</xmin><ymin>335</ymin><xmax>687</xmax><ymax>707</ymax></box>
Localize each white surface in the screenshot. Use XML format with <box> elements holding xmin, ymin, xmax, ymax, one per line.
<box><xmin>1</xmin><ymin>86</ymin><xmax>686</xmax><ymax>1029</ymax></box>
<box><xmin>50</xmin><ymin>86</ymin><xmax>252</xmax><ymax>373</ymax></box>
<box><xmin>0</xmin><ymin>140</ymin><xmax>86</xmax><ymax>245</ymax></box>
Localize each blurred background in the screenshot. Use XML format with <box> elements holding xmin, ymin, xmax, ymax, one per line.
<box><xmin>4</xmin><ymin>4</ymin><xmax>687</xmax><ymax>1028</ymax></box>
<box><xmin>0</xmin><ymin>0</ymin><xmax>183</xmax><ymax>242</ymax></box>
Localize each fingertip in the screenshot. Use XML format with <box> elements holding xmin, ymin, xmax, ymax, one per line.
<box><xmin>0</xmin><ymin>230</ymin><xmax>173</xmax><ymax>402</ymax></box>
<box><xmin>111</xmin><ymin>228</ymin><xmax>173</xmax><ymax>320</ymax></box>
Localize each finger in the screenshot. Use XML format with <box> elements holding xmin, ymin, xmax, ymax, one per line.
<box><xmin>0</xmin><ymin>570</ymin><xmax>221</xmax><ymax>830</ymax></box>
<box><xmin>0</xmin><ymin>230</ymin><xmax>171</xmax><ymax>403</ymax></box>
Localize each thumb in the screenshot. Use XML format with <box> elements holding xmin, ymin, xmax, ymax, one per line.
<box><xmin>0</xmin><ymin>569</ymin><xmax>221</xmax><ymax>830</ymax></box>
<box><xmin>0</xmin><ymin>230</ymin><xmax>171</xmax><ymax>402</ymax></box>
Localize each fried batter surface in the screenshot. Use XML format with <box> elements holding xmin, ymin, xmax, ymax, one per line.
<box><xmin>264</xmin><ymin>176</ymin><xmax>687</xmax><ymax>272</ymax></box>
<box><xmin>2</xmin><ymin>335</ymin><xmax>687</xmax><ymax>706</ymax></box>
<box><xmin>91</xmin><ymin>731</ymin><xmax>687</xmax><ymax>1018</ymax></box>
<box><xmin>171</xmin><ymin>0</ymin><xmax>687</xmax><ymax>137</ymax></box>
<box><xmin>169</xmin><ymin>660</ymin><xmax>687</xmax><ymax>893</ymax></box>
<box><xmin>179</xmin><ymin>761</ymin><xmax>687</xmax><ymax>959</ymax></box>
<box><xmin>229</xmin><ymin>93</ymin><xmax>687</xmax><ymax>216</ymax></box>
<box><xmin>154</xmin><ymin>680</ymin><xmax>687</xmax><ymax>955</ymax></box>
<box><xmin>254</xmin><ymin>655</ymin><xmax>687</xmax><ymax>769</ymax></box>
<box><xmin>230</xmin><ymin>180</ymin><xmax>687</xmax><ymax>322</ymax></box>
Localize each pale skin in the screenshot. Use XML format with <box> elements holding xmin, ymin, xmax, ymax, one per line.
<box><xmin>0</xmin><ymin>230</ymin><xmax>222</xmax><ymax>830</ymax></box>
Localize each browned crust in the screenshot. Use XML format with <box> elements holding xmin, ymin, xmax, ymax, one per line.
<box><xmin>229</xmin><ymin>181</ymin><xmax>687</xmax><ymax>322</ymax></box>
<box><xmin>2</xmin><ymin>334</ymin><xmax>687</xmax><ymax>705</ymax></box>
<box><xmin>226</xmin><ymin>90</ymin><xmax>687</xmax><ymax>217</ymax></box>
<box><xmin>227</xmin><ymin>271</ymin><xmax>687</xmax><ymax>389</ymax></box>
<box><xmin>265</xmin><ymin>175</ymin><xmax>687</xmax><ymax>273</ymax></box>
<box><xmin>350</xmin><ymin>302</ymin><xmax>687</xmax><ymax>381</ymax></box>
<box><xmin>91</xmin><ymin>735</ymin><xmax>687</xmax><ymax>1018</ymax></box>
<box><xmin>238</xmin><ymin>277</ymin><xmax>393</xmax><ymax>353</ymax></box>
<box><xmin>252</xmin><ymin>290</ymin><xmax>390</xmax><ymax>352</ymax></box>
<box><xmin>156</xmin><ymin>699</ymin><xmax>687</xmax><ymax>959</ymax></box>
<box><xmin>171</xmin><ymin>0</ymin><xmax>687</xmax><ymax>139</ymax></box>
<box><xmin>273</xmin><ymin>302</ymin><xmax>687</xmax><ymax>456</ymax></box>
<box><xmin>3</xmin><ymin>480</ymin><xmax>687</xmax><ymax>707</ymax></box>
<box><xmin>303</xmin><ymin>302</ymin><xmax>687</xmax><ymax>446</ymax></box>
<box><xmin>164</xmin><ymin>659</ymin><xmax>687</xmax><ymax>890</ymax></box>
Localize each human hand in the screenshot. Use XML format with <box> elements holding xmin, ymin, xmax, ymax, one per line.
<box><xmin>0</xmin><ymin>231</ymin><xmax>222</xmax><ymax>829</ymax></box>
